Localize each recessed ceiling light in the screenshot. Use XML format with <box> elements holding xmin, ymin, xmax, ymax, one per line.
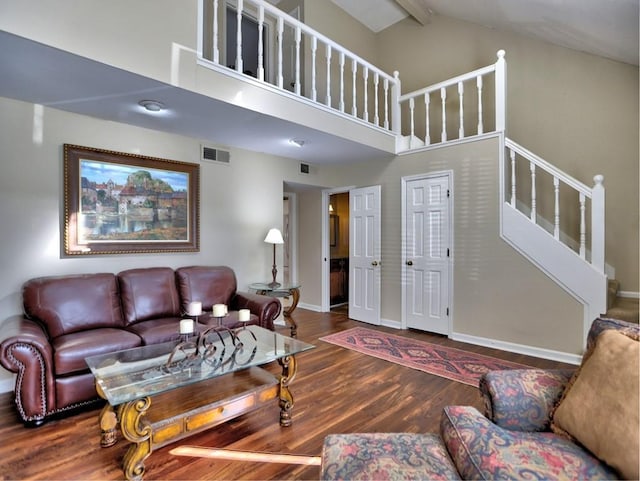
<box><xmin>138</xmin><ymin>100</ymin><xmax>165</xmax><ymax>112</ymax></box>
<box><xmin>289</xmin><ymin>139</ymin><xmax>305</xmax><ymax>147</ymax></box>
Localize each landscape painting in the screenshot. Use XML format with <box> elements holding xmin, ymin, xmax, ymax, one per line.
<box><xmin>64</xmin><ymin>144</ymin><xmax>200</xmax><ymax>255</ymax></box>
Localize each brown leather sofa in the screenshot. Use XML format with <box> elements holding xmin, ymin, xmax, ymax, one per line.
<box><xmin>0</xmin><ymin>266</ymin><xmax>281</xmax><ymax>426</ymax></box>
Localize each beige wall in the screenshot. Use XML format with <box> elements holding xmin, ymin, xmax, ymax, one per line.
<box><xmin>375</xmin><ymin>15</ymin><xmax>639</xmax><ymax>291</ymax></box>
<box><xmin>322</xmin><ymin>136</ymin><xmax>584</xmax><ymax>354</ymax></box>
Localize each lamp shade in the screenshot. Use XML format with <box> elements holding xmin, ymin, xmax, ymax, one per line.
<box><xmin>264</xmin><ymin>228</ymin><xmax>284</xmax><ymax>244</ymax></box>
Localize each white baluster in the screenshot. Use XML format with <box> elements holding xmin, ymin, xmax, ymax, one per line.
<box><xmin>440</xmin><ymin>87</ymin><xmax>447</xmax><ymax>142</ymax></box>
<box><xmin>553</xmin><ymin>177</ymin><xmax>560</xmax><ymax>239</ymax></box>
<box><xmin>213</xmin><ymin>0</ymin><xmax>219</xmax><ymax>63</ymax></box>
<box><xmin>311</xmin><ymin>36</ymin><xmax>317</xmax><ymax>101</ymax></box>
<box><xmin>339</xmin><ymin>52</ymin><xmax>345</xmax><ymax>112</ymax></box>
<box><xmin>383</xmin><ymin>77</ymin><xmax>389</xmax><ymax>129</ymax></box>
<box><xmin>391</xmin><ymin>71</ymin><xmax>401</xmax><ymax>135</ymax></box>
<box><xmin>257</xmin><ymin>5</ymin><xmax>264</xmax><ymax>81</ymax></box>
<box><xmin>579</xmin><ymin>193</ymin><xmax>586</xmax><ymax>259</ymax></box>
<box><xmin>236</xmin><ymin>0</ymin><xmax>243</xmax><ymax>73</ymax></box>
<box><xmin>591</xmin><ymin>175</ymin><xmax>605</xmax><ymax>271</ymax></box>
<box><xmin>409</xmin><ymin>97</ymin><xmax>416</xmax><ymax>145</ymax></box>
<box><xmin>363</xmin><ymin>67</ymin><xmax>369</xmax><ymax>122</ymax></box>
<box><xmin>495</xmin><ymin>50</ymin><xmax>506</xmax><ymax>131</ymax></box>
<box><xmin>510</xmin><ymin>149</ymin><xmax>516</xmax><ymax>206</ymax></box>
<box><xmin>325</xmin><ymin>45</ymin><xmax>332</xmax><ymax>107</ymax></box>
<box><xmin>277</xmin><ymin>17</ymin><xmax>284</xmax><ymax>89</ymax></box>
<box><xmin>424</xmin><ymin>92</ymin><xmax>431</xmax><ymax>145</ymax></box>
<box><xmin>352</xmin><ymin>59</ymin><xmax>358</xmax><ymax>117</ymax></box>
<box><xmin>458</xmin><ymin>81</ymin><xmax>464</xmax><ymax>138</ymax></box>
<box><xmin>477</xmin><ymin>75</ymin><xmax>483</xmax><ymax>134</ymax></box>
<box><xmin>530</xmin><ymin>162</ymin><xmax>536</xmax><ymax>222</ymax></box>
<box><xmin>373</xmin><ymin>73</ymin><xmax>380</xmax><ymax>126</ymax></box>
<box><xmin>295</xmin><ymin>25</ymin><xmax>301</xmax><ymax>95</ymax></box>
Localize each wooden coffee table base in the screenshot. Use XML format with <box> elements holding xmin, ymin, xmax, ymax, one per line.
<box><xmin>98</xmin><ymin>360</ymin><xmax>298</xmax><ymax>481</ymax></box>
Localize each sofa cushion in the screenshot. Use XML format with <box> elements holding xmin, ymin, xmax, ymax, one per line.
<box><xmin>52</xmin><ymin>328</ymin><xmax>142</xmax><ymax>376</ymax></box>
<box><xmin>441</xmin><ymin>405</ymin><xmax>618</xmax><ymax>480</ymax></box>
<box><xmin>479</xmin><ymin>368</ymin><xmax>574</xmax><ymax>432</ymax></box>
<box><xmin>175</xmin><ymin>266</ymin><xmax>237</xmax><ymax>312</ymax></box>
<box><xmin>118</xmin><ymin>268</ymin><xmax>181</xmax><ymax>325</ymax></box>
<box><xmin>126</xmin><ymin>317</ymin><xmax>184</xmax><ymax>345</ymax></box>
<box><xmin>23</xmin><ymin>274</ymin><xmax>124</xmax><ymax>338</ymax></box>
<box><xmin>552</xmin><ymin>330</ymin><xmax>639</xmax><ymax>480</ymax></box>
<box><xmin>321</xmin><ymin>432</ymin><xmax>461</xmax><ymax>480</ymax></box>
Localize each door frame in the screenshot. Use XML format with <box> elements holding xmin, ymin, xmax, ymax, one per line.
<box><xmin>283</xmin><ymin>191</ymin><xmax>298</xmax><ymax>285</ymax></box>
<box><xmin>401</xmin><ymin>171</ymin><xmax>454</xmax><ymax>333</ymax></box>
<box><xmin>321</xmin><ymin>186</ymin><xmax>355</xmax><ymax>312</ymax></box>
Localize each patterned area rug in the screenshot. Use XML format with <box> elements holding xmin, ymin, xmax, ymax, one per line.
<box><xmin>320</xmin><ymin>327</ymin><xmax>530</xmax><ymax>387</ymax></box>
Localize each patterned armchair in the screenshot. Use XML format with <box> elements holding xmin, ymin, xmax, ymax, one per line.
<box><xmin>321</xmin><ymin>317</ymin><xmax>639</xmax><ymax>480</ymax></box>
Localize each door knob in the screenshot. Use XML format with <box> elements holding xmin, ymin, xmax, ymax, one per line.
<box><xmin>371</xmin><ymin>261</ymin><xmax>379</xmax><ymax>266</ymax></box>
<box><xmin>406</xmin><ymin>260</ymin><xmax>413</xmax><ymax>266</ymax></box>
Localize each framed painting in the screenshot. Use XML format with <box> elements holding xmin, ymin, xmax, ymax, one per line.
<box><xmin>63</xmin><ymin>144</ymin><xmax>200</xmax><ymax>255</ymax></box>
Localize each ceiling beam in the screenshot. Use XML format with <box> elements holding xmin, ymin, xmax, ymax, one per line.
<box><xmin>394</xmin><ymin>0</ymin><xmax>433</xmax><ymax>26</ymax></box>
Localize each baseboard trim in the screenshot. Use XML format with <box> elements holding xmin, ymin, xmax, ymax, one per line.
<box><xmin>0</xmin><ymin>377</ymin><xmax>14</xmax><ymax>394</ymax></box>
<box><xmin>381</xmin><ymin>318</ymin><xmax>401</xmax><ymax>329</ymax></box>
<box><xmin>619</xmin><ymin>291</ymin><xmax>640</xmax><ymax>299</ymax></box>
<box><xmin>298</xmin><ymin>302</ymin><xmax>322</xmax><ymax>312</ymax></box>
<box><xmin>450</xmin><ymin>332</ymin><xmax>582</xmax><ymax>366</ymax></box>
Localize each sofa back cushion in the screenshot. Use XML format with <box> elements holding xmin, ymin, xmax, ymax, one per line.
<box><xmin>118</xmin><ymin>267</ymin><xmax>181</xmax><ymax>325</ymax></box>
<box><xmin>23</xmin><ymin>274</ymin><xmax>124</xmax><ymax>338</ymax></box>
<box><xmin>175</xmin><ymin>266</ymin><xmax>237</xmax><ymax>312</ymax></box>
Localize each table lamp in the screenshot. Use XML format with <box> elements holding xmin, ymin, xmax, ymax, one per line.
<box><xmin>264</xmin><ymin>228</ymin><xmax>284</xmax><ymax>288</ymax></box>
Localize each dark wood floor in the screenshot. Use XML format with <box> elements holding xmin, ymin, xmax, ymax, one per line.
<box><xmin>0</xmin><ymin>309</ymin><xmax>574</xmax><ymax>480</ymax></box>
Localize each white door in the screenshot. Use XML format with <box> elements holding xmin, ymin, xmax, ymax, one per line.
<box><xmin>349</xmin><ymin>185</ymin><xmax>381</xmax><ymax>325</ymax></box>
<box><xmin>404</xmin><ymin>174</ymin><xmax>451</xmax><ymax>334</ymax></box>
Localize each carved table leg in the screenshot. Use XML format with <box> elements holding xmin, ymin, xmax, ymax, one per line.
<box><xmin>277</xmin><ymin>354</ymin><xmax>298</xmax><ymax>427</ymax></box>
<box><xmin>96</xmin><ymin>383</ymin><xmax>119</xmax><ymax>447</ymax></box>
<box><xmin>99</xmin><ymin>403</ymin><xmax>119</xmax><ymax>447</ymax></box>
<box><xmin>282</xmin><ymin>288</ymin><xmax>300</xmax><ymax>338</ymax></box>
<box><xmin>120</xmin><ymin>397</ymin><xmax>153</xmax><ymax>481</ymax></box>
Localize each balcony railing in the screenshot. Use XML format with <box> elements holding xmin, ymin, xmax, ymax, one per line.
<box><xmin>197</xmin><ymin>0</ymin><xmax>400</xmax><ymax>133</ymax></box>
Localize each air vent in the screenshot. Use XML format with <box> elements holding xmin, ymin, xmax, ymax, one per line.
<box><xmin>300</xmin><ymin>163</ymin><xmax>310</xmax><ymax>174</ymax></box>
<box><xmin>201</xmin><ymin>145</ymin><xmax>230</xmax><ymax>164</ymax></box>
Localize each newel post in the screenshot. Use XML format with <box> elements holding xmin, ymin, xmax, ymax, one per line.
<box><xmin>391</xmin><ymin>71</ymin><xmax>402</xmax><ymax>135</ymax></box>
<box><xmin>591</xmin><ymin>175</ymin><xmax>605</xmax><ymax>273</ymax></box>
<box><xmin>495</xmin><ymin>50</ymin><xmax>506</xmax><ymax>132</ymax></box>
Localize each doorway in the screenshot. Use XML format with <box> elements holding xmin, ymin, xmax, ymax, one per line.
<box><xmin>329</xmin><ymin>192</ymin><xmax>349</xmax><ymax>309</ymax></box>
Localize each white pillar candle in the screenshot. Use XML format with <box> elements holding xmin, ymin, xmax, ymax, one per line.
<box><xmin>212</xmin><ymin>304</ymin><xmax>226</xmax><ymax>317</ymax></box>
<box><xmin>238</xmin><ymin>309</ymin><xmax>251</xmax><ymax>322</ymax></box>
<box><xmin>187</xmin><ymin>301</ymin><xmax>202</xmax><ymax>316</ymax></box>
<box><xmin>179</xmin><ymin>318</ymin><xmax>194</xmax><ymax>334</ymax></box>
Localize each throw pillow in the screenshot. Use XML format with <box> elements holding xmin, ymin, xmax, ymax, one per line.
<box><xmin>552</xmin><ymin>329</ymin><xmax>639</xmax><ymax>480</ymax></box>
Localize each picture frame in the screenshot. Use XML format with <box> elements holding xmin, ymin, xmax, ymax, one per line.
<box><xmin>330</xmin><ymin>214</ymin><xmax>338</xmax><ymax>247</ymax></box>
<box><xmin>63</xmin><ymin>144</ymin><xmax>200</xmax><ymax>256</ymax></box>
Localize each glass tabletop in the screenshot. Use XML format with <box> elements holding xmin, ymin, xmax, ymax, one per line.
<box><xmin>249</xmin><ymin>282</ymin><xmax>301</xmax><ymax>292</ymax></box>
<box><xmin>85</xmin><ymin>325</ymin><xmax>314</xmax><ymax>406</ymax></box>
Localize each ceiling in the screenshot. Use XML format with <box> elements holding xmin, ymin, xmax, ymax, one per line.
<box><xmin>0</xmin><ymin>1</ymin><xmax>637</xmax><ymax>166</ymax></box>
<box><xmin>332</xmin><ymin>0</ymin><xmax>639</xmax><ymax>66</ymax></box>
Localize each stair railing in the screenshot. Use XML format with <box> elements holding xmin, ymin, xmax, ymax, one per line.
<box><xmin>197</xmin><ymin>0</ymin><xmax>400</xmax><ymax>133</ymax></box>
<box><xmin>396</xmin><ymin>50</ymin><xmax>506</xmax><ymax>150</ymax></box>
<box><xmin>504</xmin><ymin>137</ymin><xmax>605</xmax><ymax>273</ymax></box>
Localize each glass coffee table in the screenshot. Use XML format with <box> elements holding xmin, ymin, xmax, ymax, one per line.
<box><xmin>86</xmin><ymin>325</ymin><xmax>314</xmax><ymax>481</ymax></box>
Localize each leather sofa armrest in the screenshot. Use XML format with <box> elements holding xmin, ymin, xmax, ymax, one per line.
<box><xmin>231</xmin><ymin>291</ymin><xmax>282</xmax><ymax>331</ymax></box>
<box><xmin>0</xmin><ymin>315</ymin><xmax>56</xmax><ymax>424</ymax></box>
<box><xmin>479</xmin><ymin>368</ymin><xmax>575</xmax><ymax>432</ymax></box>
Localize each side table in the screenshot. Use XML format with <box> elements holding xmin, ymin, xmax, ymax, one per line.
<box><xmin>249</xmin><ymin>283</ymin><xmax>301</xmax><ymax>337</ymax></box>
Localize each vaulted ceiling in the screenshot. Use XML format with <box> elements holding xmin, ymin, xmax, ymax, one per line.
<box><xmin>332</xmin><ymin>0</ymin><xmax>639</xmax><ymax>66</ymax></box>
